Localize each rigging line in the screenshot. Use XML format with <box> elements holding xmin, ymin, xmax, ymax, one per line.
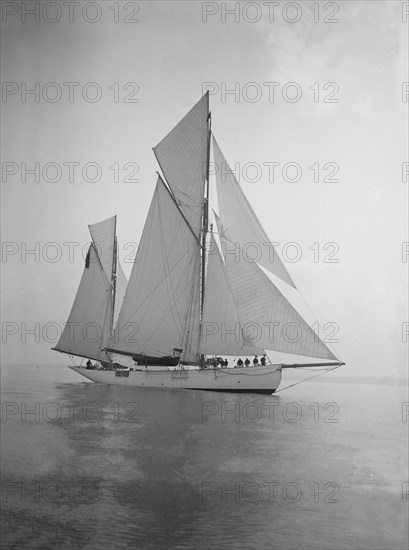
<box><xmin>87</xmin><ymin>238</ymin><xmax>112</xmax><ymax>290</ymax></box>
<box><xmin>157</xmin><ymin>173</ymin><xmax>200</xmax><ymax>245</ymax></box>
<box><xmin>289</xmin><ymin>279</ymin><xmax>340</xmax><ymax>360</ymax></box>
<box><xmin>68</xmin><ymin>247</ymin><xmax>112</xmax><ymax>353</ymax></box>
<box><xmin>221</xmin><ymin>233</ymin><xmax>334</xmax><ymax>359</ymax></box>
<box><xmin>211</xmin><ymin>367</ymin><xmax>281</xmax><ymax>377</ymax></box>
<box><xmin>274</xmin><ymin>365</ymin><xmax>342</xmax><ymax>393</ymax></box>
<box><xmin>182</xmin><ymin>251</ymin><xmax>201</xmax><ymax>358</ymax></box>
<box><xmin>120</xmin><ymin>241</ymin><xmax>198</xmax><ymax>333</ymax></box>
<box><xmin>157</xmin><ymin>193</ymin><xmax>184</xmax><ymax>331</ymax></box>
<box><xmin>118</xmin><ymin>187</ymin><xmax>200</xmax><ymax>328</ymax></box>
<box><xmin>157</xmin><ymin>194</ymin><xmax>200</xmax><ymax>335</ymax></box>
<box><xmin>173</xmin><ymin>191</ymin><xmax>203</xmax><ymax>207</ymax></box>
<box><xmin>136</xmin><ymin>241</ymin><xmax>199</xmax><ymax>352</ymax></box>
<box><xmin>142</xmin><ymin>245</ymin><xmax>200</xmax><ymax>353</ymax></box>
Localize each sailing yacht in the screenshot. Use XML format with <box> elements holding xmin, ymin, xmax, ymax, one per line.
<box><xmin>53</xmin><ymin>93</ymin><xmax>344</xmax><ymax>393</ymax></box>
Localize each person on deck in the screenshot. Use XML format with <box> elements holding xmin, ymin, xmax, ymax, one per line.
<box><xmin>237</xmin><ymin>358</ymin><xmax>243</xmax><ymax>368</ymax></box>
<box><xmin>253</xmin><ymin>356</ymin><xmax>259</xmax><ymax>366</ymax></box>
<box><xmin>260</xmin><ymin>355</ymin><xmax>266</xmax><ymax>366</ymax></box>
<box><xmin>244</xmin><ymin>358</ymin><xmax>250</xmax><ymax>367</ymax></box>
<box><xmin>86</xmin><ymin>359</ymin><xmax>93</xmax><ymax>369</ymax></box>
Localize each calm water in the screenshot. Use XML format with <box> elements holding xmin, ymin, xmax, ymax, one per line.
<box><xmin>1</xmin><ymin>364</ymin><xmax>408</xmax><ymax>549</ymax></box>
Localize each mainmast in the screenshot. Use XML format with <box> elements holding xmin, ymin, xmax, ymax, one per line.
<box><xmin>201</xmin><ymin>101</ymin><xmax>211</xmax><ymax>313</ymax></box>
<box><xmin>110</xmin><ymin>218</ymin><xmax>118</xmax><ymax>332</ymax></box>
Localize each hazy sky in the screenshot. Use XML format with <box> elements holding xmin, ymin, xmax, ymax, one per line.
<box><xmin>1</xmin><ymin>0</ymin><xmax>408</xmax><ymax>379</ymax></box>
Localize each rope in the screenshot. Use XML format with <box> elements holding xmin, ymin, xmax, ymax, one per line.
<box><xmin>69</xmin><ymin>355</ymin><xmax>85</xmax><ymax>367</ymax></box>
<box><xmin>275</xmin><ymin>365</ymin><xmax>342</xmax><ymax>393</ymax></box>
<box><xmin>212</xmin><ymin>366</ymin><xmax>281</xmax><ymax>377</ymax></box>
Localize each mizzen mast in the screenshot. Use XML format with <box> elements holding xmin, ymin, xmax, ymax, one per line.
<box><xmin>107</xmin><ymin>221</ymin><xmax>118</xmax><ymax>363</ymax></box>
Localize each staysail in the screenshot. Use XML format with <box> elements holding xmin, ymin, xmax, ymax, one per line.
<box><xmin>200</xmin><ymin>233</ymin><xmax>265</xmax><ymax>357</ymax></box>
<box><xmin>113</xmin><ymin>176</ymin><xmax>201</xmax><ymax>362</ymax></box>
<box><xmin>215</xmin><ymin>218</ymin><xmax>337</xmax><ymax>360</ymax></box>
<box><xmin>212</xmin><ymin>135</ymin><xmax>295</xmax><ymax>288</ymax></box>
<box><xmin>153</xmin><ymin>93</ymin><xmax>209</xmax><ymax>237</ymax></box>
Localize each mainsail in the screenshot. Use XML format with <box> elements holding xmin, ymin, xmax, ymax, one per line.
<box><xmin>212</xmin><ymin>136</ymin><xmax>295</xmax><ymax>288</ymax></box>
<box><xmin>54</xmin><ymin>216</ymin><xmax>119</xmax><ymax>361</ymax></box>
<box><xmin>113</xmin><ymin>176</ymin><xmax>201</xmax><ymax>362</ymax></box>
<box><xmin>153</xmin><ymin>93</ymin><xmax>209</xmax><ymax>236</ymax></box>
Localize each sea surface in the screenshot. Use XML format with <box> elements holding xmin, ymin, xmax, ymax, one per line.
<box><xmin>1</xmin><ymin>364</ymin><xmax>408</xmax><ymax>550</ymax></box>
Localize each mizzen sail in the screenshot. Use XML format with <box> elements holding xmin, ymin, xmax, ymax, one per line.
<box><xmin>54</xmin><ymin>243</ymin><xmax>113</xmax><ymax>361</ymax></box>
<box><xmin>55</xmin><ymin>215</ymin><xmax>120</xmax><ymax>361</ymax></box>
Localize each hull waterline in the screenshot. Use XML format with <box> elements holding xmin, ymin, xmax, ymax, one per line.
<box><xmin>68</xmin><ymin>365</ymin><xmax>282</xmax><ymax>394</ymax></box>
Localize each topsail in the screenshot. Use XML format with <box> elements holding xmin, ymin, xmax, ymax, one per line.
<box><xmin>153</xmin><ymin>94</ymin><xmax>209</xmax><ymax>237</ymax></box>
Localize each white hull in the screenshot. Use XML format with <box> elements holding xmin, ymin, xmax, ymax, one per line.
<box><xmin>69</xmin><ymin>365</ymin><xmax>282</xmax><ymax>394</ymax></box>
